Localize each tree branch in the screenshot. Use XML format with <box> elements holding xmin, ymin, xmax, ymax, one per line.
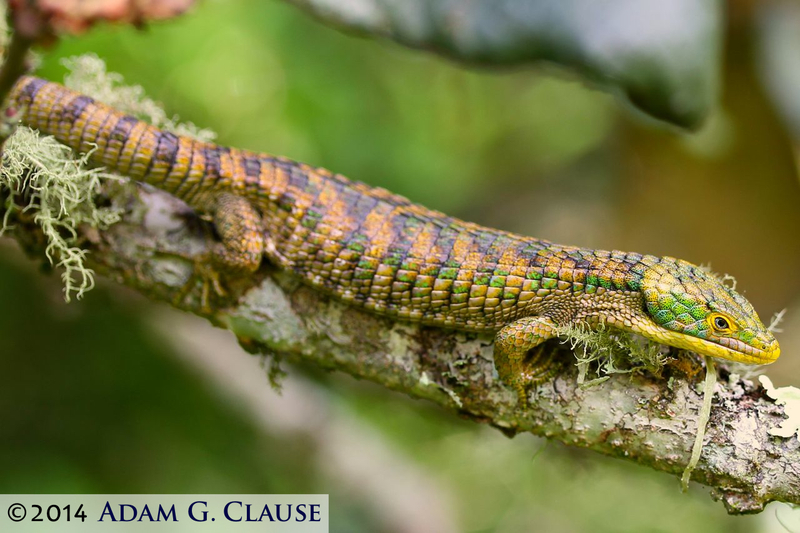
<box><xmin>0</xmin><ymin>27</ymin><xmax>31</xmax><ymax>108</ymax></box>
<box><xmin>3</xmin><ymin>181</ymin><xmax>799</xmax><ymax>515</ymax></box>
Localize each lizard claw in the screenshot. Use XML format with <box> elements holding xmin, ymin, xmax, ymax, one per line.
<box><xmin>171</xmin><ymin>253</ymin><xmax>228</xmax><ymax>314</ymax></box>
<box><xmin>153</xmin><ymin>246</ymin><xmax>228</xmax><ymax>313</ymax></box>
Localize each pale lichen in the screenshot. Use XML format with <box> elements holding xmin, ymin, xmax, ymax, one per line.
<box><xmin>759</xmin><ymin>375</ymin><xmax>800</xmax><ymax>439</ymax></box>
<box><xmin>0</xmin><ymin>52</ymin><xmax>216</xmax><ymax>300</ymax></box>
<box><xmin>555</xmin><ymin>321</ymin><xmax>718</xmax><ymax>492</ymax></box>
<box><xmin>555</xmin><ymin>322</ymin><xmax>668</xmax><ymax>385</ymax></box>
<box><xmin>681</xmin><ymin>357</ymin><xmax>716</xmax><ymax>491</ymax></box>
<box><xmin>768</xmin><ymin>308</ymin><xmax>787</xmax><ymax>333</ymax></box>
<box><xmin>0</xmin><ymin>129</ymin><xmax>121</xmax><ymax>300</ymax></box>
<box><xmin>61</xmin><ymin>54</ymin><xmax>216</xmax><ymax>142</ymax></box>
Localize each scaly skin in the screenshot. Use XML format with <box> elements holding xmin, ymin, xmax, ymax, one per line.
<box><xmin>6</xmin><ymin>76</ymin><xmax>781</xmax><ymax>406</ymax></box>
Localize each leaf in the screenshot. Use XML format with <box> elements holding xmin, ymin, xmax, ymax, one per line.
<box><xmin>756</xmin><ymin>0</ymin><xmax>800</xmax><ymax>139</ymax></box>
<box><xmin>287</xmin><ymin>0</ymin><xmax>723</xmax><ymax>129</ymax></box>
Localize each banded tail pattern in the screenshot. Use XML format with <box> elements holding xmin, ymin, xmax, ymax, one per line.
<box><xmin>11</xmin><ymin>76</ymin><xmax>248</xmax><ymax>211</ymax></box>
<box><xmin>7</xmin><ymin>75</ymin><xmax>645</xmax><ymax>332</ymax></box>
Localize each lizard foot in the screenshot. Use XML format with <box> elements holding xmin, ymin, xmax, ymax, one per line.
<box><xmin>172</xmin><ymin>192</ymin><xmax>264</xmax><ymax>312</ymax></box>
<box><xmin>510</xmin><ymin>345</ymin><xmax>562</xmax><ymax>409</ymax></box>
<box><xmin>494</xmin><ymin>316</ymin><xmax>562</xmax><ymax>409</ymax></box>
<box><xmin>171</xmin><ymin>252</ymin><xmax>227</xmax><ymax>313</ymax></box>
<box><xmin>152</xmin><ymin>192</ymin><xmax>266</xmax><ymax>313</ymax></box>
<box><xmin>151</xmin><ymin>246</ymin><xmax>228</xmax><ymax>313</ymax></box>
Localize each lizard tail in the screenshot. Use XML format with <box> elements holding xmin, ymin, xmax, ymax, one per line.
<box><xmin>7</xmin><ymin>76</ymin><xmax>270</xmax><ymax>210</ymax></box>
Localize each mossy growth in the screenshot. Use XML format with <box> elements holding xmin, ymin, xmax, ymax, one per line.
<box><xmin>1</xmin><ymin>130</ymin><xmax>121</xmax><ymax>300</ymax></box>
<box><xmin>554</xmin><ymin>321</ymin><xmax>719</xmax><ymax>491</ymax></box>
<box><xmin>0</xmin><ymin>50</ymin><xmax>215</xmax><ymax>300</ymax></box>
<box><xmin>61</xmin><ymin>54</ymin><xmax>216</xmax><ymax>143</ymax></box>
<box><xmin>555</xmin><ymin>322</ymin><xmax>669</xmax><ymax>386</ymax></box>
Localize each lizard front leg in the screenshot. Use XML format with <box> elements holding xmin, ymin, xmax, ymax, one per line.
<box><xmin>208</xmin><ymin>193</ymin><xmax>265</xmax><ymax>272</ymax></box>
<box><xmin>494</xmin><ymin>316</ymin><xmax>561</xmax><ymax>408</ymax></box>
<box><xmin>175</xmin><ymin>193</ymin><xmax>265</xmax><ymax>310</ymax></box>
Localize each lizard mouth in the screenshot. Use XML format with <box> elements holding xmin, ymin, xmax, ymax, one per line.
<box><xmin>634</xmin><ymin>322</ymin><xmax>780</xmax><ymax>365</ymax></box>
<box><xmin>688</xmin><ymin>335</ymin><xmax>781</xmax><ymax>365</ymax></box>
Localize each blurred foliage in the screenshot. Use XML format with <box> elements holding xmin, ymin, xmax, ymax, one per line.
<box><xmin>36</xmin><ymin>0</ymin><xmax>619</xmax><ymax>216</ymax></box>
<box><xmin>1</xmin><ymin>0</ymin><xmax>800</xmax><ymax>531</ymax></box>
<box><xmin>288</xmin><ymin>0</ymin><xmax>723</xmax><ymax>129</ymax></box>
<box><xmin>756</xmin><ymin>0</ymin><xmax>800</xmax><ymax>139</ymax></box>
<box><xmin>0</xmin><ymin>260</ymin><xmax>317</xmax><ymax>495</ymax></box>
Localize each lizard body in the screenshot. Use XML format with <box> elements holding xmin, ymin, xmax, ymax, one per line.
<box><xmin>6</xmin><ymin>76</ymin><xmax>781</xmax><ymax>405</ymax></box>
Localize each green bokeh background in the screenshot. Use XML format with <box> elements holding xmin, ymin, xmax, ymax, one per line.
<box><xmin>2</xmin><ymin>0</ymin><xmax>800</xmax><ymax>531</ymax></box>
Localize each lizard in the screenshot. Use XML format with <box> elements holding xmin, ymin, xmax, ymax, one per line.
<box><xmin>4</xmin><ymin>75</ymin><xmax>781</xmax><ymax>407</ymax></box>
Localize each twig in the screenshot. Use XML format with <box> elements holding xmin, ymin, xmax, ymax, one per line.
<box><xmin>0</xmin><ymin>9</ymin><xmax>35</xmax><ymax>146</ymax></box>
<box><xmin>0</xmin><ymin>26</ymin><xmax>31</xmax><ymax>106</ymax></box>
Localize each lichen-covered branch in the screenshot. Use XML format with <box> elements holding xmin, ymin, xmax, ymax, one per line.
<box><xmin>2</xmin><ymin>182</ymin><xmax>798</xmax><ymax>515</ymax></box>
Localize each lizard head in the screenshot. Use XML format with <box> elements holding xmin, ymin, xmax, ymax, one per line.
<box><xmin>636</xmin><ymin>257</ymin><xmax>779</xmax><ymax>364</ymax></box>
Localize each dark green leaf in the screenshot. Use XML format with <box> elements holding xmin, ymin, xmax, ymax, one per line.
<box><xmin>288</xmin><ymin>0</ymin><xmax>723</xmax><ymax>129</ymax></box>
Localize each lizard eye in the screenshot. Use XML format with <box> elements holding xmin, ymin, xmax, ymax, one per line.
<box><xmin>708</xmin><ymin>313</ymin><xmax>735</xmax><ymax>333</ymax></box>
